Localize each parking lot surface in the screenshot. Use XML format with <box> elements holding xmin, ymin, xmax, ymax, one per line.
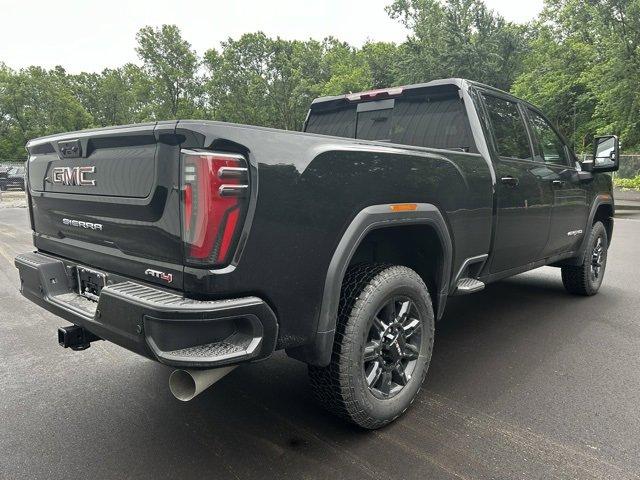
<box><xmin>1</xmin><ymin>204</ymin><xmax>640</xmax><ymax>480</ymax></box>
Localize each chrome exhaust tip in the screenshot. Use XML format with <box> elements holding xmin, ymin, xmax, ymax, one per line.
<box><xmin>169</xmin><ymin>366</ymin><xmax>237</xmax><ymax>402</ymax></box>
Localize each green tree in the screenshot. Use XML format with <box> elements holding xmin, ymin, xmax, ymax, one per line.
<box><xmin>360</xmin><ymin>42</ymin><xmax>402</xmax><ymax>88</ymax></box>
<box><xmin>0</xmin><ymin>65</ymin><xmax>92</xmax><ymax>159</ymax></box>
<box><xmin>204</xmin><ymin>32</ymin><xmax>281</xmax><ymax>127</ymax></box>
<box><xmin>70</xmin><ymin>65</ymin><xmax>153</xmax><ymax>126</ymax></box>
<box><xmin>513</xmin><ymin>0</ymin><xmax>640</xmax><ymax>151</ymax></box>
<box><xmin>578</xmin><ymin>0</ymin><xmax>640</xmax><ymax>149</ymax></box>
<box><xmin>4</xmin><ymin>1</ymin><xmax>640</xmax><ymax>158</ymax></box>
<box><xmin>511</xmin><ymin>26</ymin><xmax>595</xmax><ymax>149</ymax></box>
<box><xmin>135</xmin><ymin>25</ymin><xmax>202</xmax><ymax>119</ymax></box>
<box><xmin>319</xmin><ymin>38</ymin><xmax>372</xmax><ymax>95</ymax></box>
<box><xmin>204</xmin><ymin>33</ymin><xmax>365</xmax><ymax>130</ymax></box>
<box><xmin>386</xmin><ymin>0</ymin><xmax>529</xmax><ymax>90</ymax></box>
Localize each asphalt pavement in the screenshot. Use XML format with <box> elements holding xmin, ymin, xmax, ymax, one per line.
<box><xmin>1</xmin><ymin>203</ymin><xmax>640</xmax><ymax>480</ymax></box>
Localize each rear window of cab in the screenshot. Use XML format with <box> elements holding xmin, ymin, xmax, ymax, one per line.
<box><xmin>306</xmin><ymin>89</ymin><xmax>477</xmax><ymax>153</ymax></box>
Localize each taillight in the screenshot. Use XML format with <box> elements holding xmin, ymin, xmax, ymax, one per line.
<box><xmin>181</xmin><ymin>151</ymin><xmax>249</xmax><ymax>267</ymax></box>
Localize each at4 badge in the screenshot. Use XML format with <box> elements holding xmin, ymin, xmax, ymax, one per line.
<box><xmin>144</xmin><ymin>268</ymin><xmax>173</xmax><ymax>284</ymax></box>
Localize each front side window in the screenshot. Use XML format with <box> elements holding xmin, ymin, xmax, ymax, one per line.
<box><xmin>527</xmin><ymin>110</ymin><xmax>569</xmax><ymax>165</ymax></box>
<box><xmin>482</xmin><ymin>94</ymin><xmax>532</xmax><ymax>160</ymax></box>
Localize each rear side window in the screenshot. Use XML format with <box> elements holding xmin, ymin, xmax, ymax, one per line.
<box><xmin>482</xmin><ymin>95</ymin><xmax>532</xmax><ymax>160</ymax></box>
<box><xmin>526</xmin><ymin>109</ymin><xmax>569</xmax><ymax>166</ymax></box>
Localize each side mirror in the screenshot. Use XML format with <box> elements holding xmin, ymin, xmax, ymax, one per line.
<box><xmin>583</xmin><ymin>135</ymin><xmax>620</xmax><ymax>172</ymax></box>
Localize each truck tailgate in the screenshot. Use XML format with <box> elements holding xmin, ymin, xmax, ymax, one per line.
<box><xmin>26</xmin><ymin>121</ymin><xmax>185</xmax><ymax>290</ymax></box>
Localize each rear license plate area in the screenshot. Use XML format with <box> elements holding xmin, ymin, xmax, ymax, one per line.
<box><xmin>76</xmin><ymin>266</ymin><xmax>107</xmax><ymax>302</ymax></box>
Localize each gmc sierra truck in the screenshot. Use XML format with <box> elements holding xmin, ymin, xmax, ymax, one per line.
<box><xmin>15</xmin><ymin>78</ymin><xmax>619</xmax><ymax>429</ymax></box>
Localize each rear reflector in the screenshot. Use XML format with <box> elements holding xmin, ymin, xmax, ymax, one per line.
<box><xmin>181</xmin><ymin>151</ymin><xmax>249</xmax><ymax>267</ymax></box>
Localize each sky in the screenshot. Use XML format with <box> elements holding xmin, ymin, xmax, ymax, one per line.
<box><xmin>0</xmin><ymin>0</ymin><xmax>544</xmax><ymax>73</ymax></box>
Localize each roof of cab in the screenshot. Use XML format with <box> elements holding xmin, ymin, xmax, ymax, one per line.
<box><xmin>309</xmin><ymin>77</ymin><xmax>511</xmax><ymax>110</ymax></box>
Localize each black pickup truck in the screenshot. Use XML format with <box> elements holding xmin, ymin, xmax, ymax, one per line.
<box><xmin>15</xmin><ymin>78</ymin><xmax>619</xmax><ymax>428</ymax></box>
<box><xmin>0</xmin><ymin>166</ymin><xmax>26</xmax><ymax>191</ymax></box>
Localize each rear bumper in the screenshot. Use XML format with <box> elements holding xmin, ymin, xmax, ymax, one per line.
<box><xmin>15</xmin><ymin>252</ymin><xmax>278</xmax><ymax>368</ymax></box>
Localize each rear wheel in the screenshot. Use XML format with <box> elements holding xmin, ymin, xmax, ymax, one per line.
<box><xmin>561</xmin><ymin>221</ymin><xmax>608</xmax><ymax>296</ymax></box>
<box><xmin>308</xmin><ymin>263</ymin><xmax>434</xmax><ymax>429</ymax></box>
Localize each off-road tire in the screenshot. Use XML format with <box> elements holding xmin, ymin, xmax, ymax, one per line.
<box><xmin>561</xmin><ymin>221</ymin><xmax>608</xmax><ymax>296</ymax></box>
<box><xmin>308</xmin><ymin>263</ymin><xmax>434</xmax><ymax>429</ymax></box>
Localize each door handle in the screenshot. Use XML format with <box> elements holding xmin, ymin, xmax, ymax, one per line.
<box><xmin>501</xmin><ymin>176</ymin><xmax>519</xmax><ymax>187</ymax></box>
<box><xmin>552</xmin><ymin>180</ymin><xmax>565</xmax><ymax>187</ymax></box>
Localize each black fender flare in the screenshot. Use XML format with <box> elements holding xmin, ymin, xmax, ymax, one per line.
<box><xmin>562</xmin><ymin>194</ymin><xmax>614</xmax><ymax>267</ymax></box>
<box><xmin>287</xmin><ymin>203</ymin><xmax>453</xmax><ymax>366</ymax></box>
<box><xmin>580</xmin><ymin>194</ymin><xmax>614</xmax><ymax>248</ymax></box>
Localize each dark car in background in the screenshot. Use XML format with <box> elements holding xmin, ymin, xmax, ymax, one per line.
<box><xmin>0</xmin><ymin>166</ymin><xmax>26</xmax><ymax>191</ymax></box>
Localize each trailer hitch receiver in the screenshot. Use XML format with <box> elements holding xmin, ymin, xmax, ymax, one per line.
<box><xmin>58</xmin><ymin>325</ymin><xmax>101</xmax><ymax>351</ymax></box>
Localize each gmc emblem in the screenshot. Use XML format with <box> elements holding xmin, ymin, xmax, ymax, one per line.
<box><xmin>51</xmin><ymin>166</ymin><xmax>96</xmax><ymax>186</ymax></box>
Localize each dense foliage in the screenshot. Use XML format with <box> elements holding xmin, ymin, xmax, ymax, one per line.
<box><xmin>614</xmin><ymin>175</ymin><xmax>640</xmax><ymax>190</ymax></box>
<box><xmin>1</xmin><ymin>0</ymin><xmax>638</xmax><ymax>160</ymax></box>
<box><xmin>512</xmin><ymin>0</ymin><xmax>640</xmax><ymax>153</ymax></box>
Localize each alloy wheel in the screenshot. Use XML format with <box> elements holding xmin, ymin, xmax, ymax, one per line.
<box><xmin>363</xmin><ymin>297</ymin><xmax>422</xmax><ymax>399</ymax></box>
<box><xmin>591</xmin><ymin>237</ymin><xmax>605</xmax><ymax>281</ymax></box>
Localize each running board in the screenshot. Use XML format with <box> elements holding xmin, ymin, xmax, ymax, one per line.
<box><xmin>454</xmin><ymin>278</ymin><xmax>485</xmax><ymax>295</ymax></box>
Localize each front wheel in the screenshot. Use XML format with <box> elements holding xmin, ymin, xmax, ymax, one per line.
<box><xmin>308</xmin><ymin>264</ymin><xmax>434</xmax><ymax>429</ymax></box>
<box><xmin>561</xmin><ymin>221</ymin><xmax>609</xmax><ymax>296</ymax></box>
